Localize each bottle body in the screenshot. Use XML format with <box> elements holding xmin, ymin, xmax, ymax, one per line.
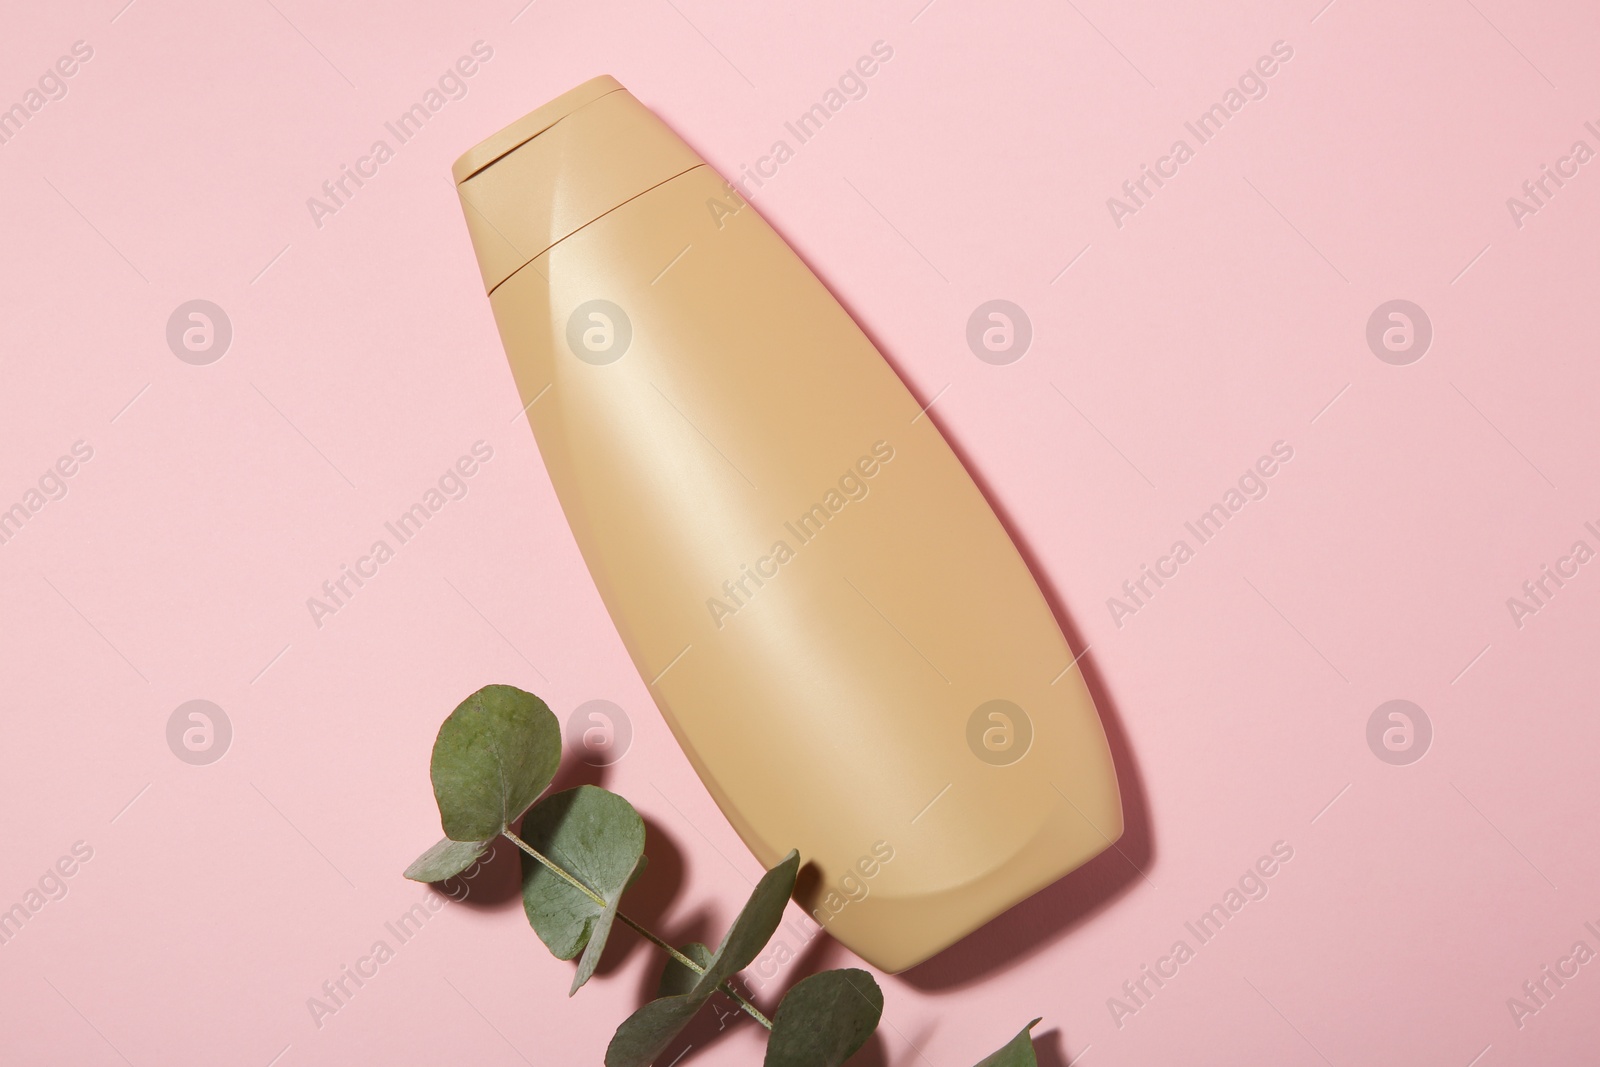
<box><xmin>456</xmin><ymin>79</ymin><xmax>1122</xmax><ymax>972</ymax></box>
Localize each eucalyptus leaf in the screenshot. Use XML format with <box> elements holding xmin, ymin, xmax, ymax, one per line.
<box><xmin>403</xmin><ymin>836</ymin><xmax>490</xmax><ymax>883</ymax></box>
<box><xmin>605</xmin><ymin>850</ymin><xmax>801</xmax><ymax>1067</ymax></box>
<box><xmin>605</xmin><ymin>994</ymin><xmax>706</xmax><ymax>1067</ymax></box>
<box><xmin>764</xmin><ymin>968</ymin><xmax>883</xmax><ymax>1067</ymax></box>
<box><xmin>570</xmin><ymin>854</ymin><xmax>648</xmax><ymax>996</ymax></box>
<box><xmin>657</xmin><ymin>943</ymin><xmax>714</xmax><ymax>998</ymax></box>
<box><xmin>520</xmin><ymin>786</ymin><xmax>646</xmax><ymax>966</ymax></box>
<box><xmin>971</xmin><ymin>1019</ymin><xmax>1042</xmax><ymax>1067</ymax></box>
<box><xmin>431</xmin><ymin>684</ymin><xmax>561</xmax><ymax>842</ymax></box>
<box><xmin>696</xmin><ymin>849</ymin><xmax>801</xmax><ymax>989</ymax></box>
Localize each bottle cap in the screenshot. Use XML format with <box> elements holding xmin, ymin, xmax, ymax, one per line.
<box><xmin>452</xmin><ymin>76</ymin><xmax>705</xmax><ymax>293</ymax></box>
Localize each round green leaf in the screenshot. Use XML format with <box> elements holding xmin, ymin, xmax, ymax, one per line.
<box><xmin>764</xmin><ymin>968</ymin><xmax>883</xmax><ymax>1067</ymax></box>
<box><xmin>403</xmin><ymin>837</ymin><xmax>490</xmax><ymax>883</ymax></box>
<box><xmin>605</xmin><ymin>993</ymin><xmax>705</xmax><ymax>1067</ymax></box>
<box><xmin>520</xmin><ymin>786</ymin><xmax>646</xmax><ymax>973</ymax></box>
<box><xmin>972</xmin><ymin>1019</ymin><xmax>1042</xmax><ymax>1067</ymax></box>
<box><xmin>431</xmin><ymin>685</ymin><xmax>561</xmax><ymax>842</ymax></box>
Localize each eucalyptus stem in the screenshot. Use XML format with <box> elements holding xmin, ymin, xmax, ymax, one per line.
<box><xmin>501</xmin><ymin>828</ymin><xmax>607</xmax><ymax>906</ymax></box>
<box><xmin>500</xmin><ymin>830</ymin><xmax>774</xmax><ymax>1030</ymax></box>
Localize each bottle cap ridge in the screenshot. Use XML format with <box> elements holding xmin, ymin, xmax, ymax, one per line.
<box><xmin>453</xmin><ymin>76</ymin><xmax>705</xmax><ymax>293</ymax></box>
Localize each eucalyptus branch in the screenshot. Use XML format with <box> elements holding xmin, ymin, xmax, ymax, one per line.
<box><xmin>410</xmin><ymin>685</ymin><xmax>1037</xmax><ymax>1066</ymax></box>
<box><xmin>501</xmin><ymin>829</ymin><xmax>774</xmax><ymax>1030</ymax></box>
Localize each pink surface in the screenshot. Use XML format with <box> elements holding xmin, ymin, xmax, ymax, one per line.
<box><xmin>3</xmin><ymin>1</ymin><xmax>1598</xmax><ymax>1064</ymax></box>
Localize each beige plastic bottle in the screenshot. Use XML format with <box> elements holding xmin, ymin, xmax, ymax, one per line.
<box><xmin>452</xmin><ymin>76</ymin><xmax>1122</xmax><ymax>973</ymax></box>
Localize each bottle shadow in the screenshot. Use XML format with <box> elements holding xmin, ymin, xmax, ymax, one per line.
<box><xmin>825</xmin><ymin>282</ymin><xmax>1155</xmax><ymax>989</ymax></box>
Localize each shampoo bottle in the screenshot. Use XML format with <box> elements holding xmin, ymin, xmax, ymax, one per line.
<box><xmin>453</xmin><ymin>76</ymin><xmax>1122</xmax><ymax>973</ymax></box>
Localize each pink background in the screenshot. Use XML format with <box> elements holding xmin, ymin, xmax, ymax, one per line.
<box><xmin>4</xmin><ymin>0</ymin><xmax>1599</xmax><ymax>1064</ymax></box>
